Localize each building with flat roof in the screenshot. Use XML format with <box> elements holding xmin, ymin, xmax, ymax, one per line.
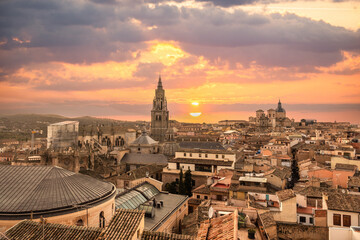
<box><xmin>115</xmin><ymin>182</ymin><xmax>188</xmax><ymax>234</ymax></box>
<box><xmin>47</xmin><ymin>121</ymin><xmax>79</xmax><ymax>149</ymax></box>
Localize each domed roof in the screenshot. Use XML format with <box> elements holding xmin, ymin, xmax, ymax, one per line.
<box><xmin>131</xmin><ymin>130</ymin><xmax>158</xmax><ymax>145</ymax></box>
<box><xmin>276</xmin><ymin>100</ymin><xmax>286</xmax><ymax>113</ymax></box>
<box><xmin>0</xmin><ymin>165</ymin><xmax>115</xmax><ymax>214</ymax></box>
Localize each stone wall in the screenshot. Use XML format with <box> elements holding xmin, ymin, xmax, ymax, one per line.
<box><xmin>277</xmin><ymin>223</ymin><xmax>328</xmax><ymax>240</ymax></box>
<box><xmin>314</xmin><ymin>154</ymin><xmax>331</xmax><ymax>164</ymax></box>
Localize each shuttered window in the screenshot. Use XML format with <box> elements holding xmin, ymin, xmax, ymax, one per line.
<box><xmin>333</xmin><ymin>214</ymin><xmax>341</xmax><ymax>226</ymax></box>
<box><xmin>343</xmin><ymin>215</ymin><xmax>351</xmax><ymax>227</ymax></box>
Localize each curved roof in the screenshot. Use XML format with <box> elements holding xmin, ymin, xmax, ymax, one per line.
<box><xmin>0</xmin><ymin>165</ymin><xmax>115</xmax><ymax>214</ymax></box>
<box><xmin>131</xmin><ymin>131</ymin><xmax>158</xmax><ymax>145</ymax></box>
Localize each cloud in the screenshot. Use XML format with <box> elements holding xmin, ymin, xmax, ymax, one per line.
<box><xmin>0</xmin><ymin>0</ymin><xmax>359</xmax><ymax>89</ymax></box>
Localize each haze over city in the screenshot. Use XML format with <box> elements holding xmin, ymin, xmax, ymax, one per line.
<box><xmin>1</xmin><ymin>0</ymin><xmax>360</xmax><ymax>123</ymax></box>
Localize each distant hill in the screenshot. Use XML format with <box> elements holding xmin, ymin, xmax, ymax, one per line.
<box><xmin>0</xmin><ymin>114</ymin><xmax>145</xmax><ymax>141</ymax></box>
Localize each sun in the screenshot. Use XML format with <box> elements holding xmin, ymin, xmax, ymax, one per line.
<box><xmin>191</xmin><ymin>102</ymin><xmax>199</xmax><ymax>106</ymax></box>
<box><xmin>190</xmin><ymin>112</ymin><xmax>202</xmax><ymax>117</ymax></box>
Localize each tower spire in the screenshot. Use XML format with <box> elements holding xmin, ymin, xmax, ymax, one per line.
<box><xmin>157</xmin><ymin>74</ymin><xmax>163</xmax><ymax>89</ymax></box>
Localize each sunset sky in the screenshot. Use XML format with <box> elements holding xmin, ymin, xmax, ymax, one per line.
<box><xmin>0</xmin><ymin>0</ymin><xmax>359</xmax><ymax>123</ymax></box>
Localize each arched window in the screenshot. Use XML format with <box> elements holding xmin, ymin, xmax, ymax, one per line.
<box><xmin>76</xmin><ymin>219</ymin><xmax>84</xmax><ymax>226</ymax></box>
<box><xmin>99</xmin><ymin>211</ymin><xmax>105</xmax><ymax>228</ymax></box>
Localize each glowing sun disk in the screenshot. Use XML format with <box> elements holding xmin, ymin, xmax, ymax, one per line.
<box><xmin>190</xmin><ymin>112</ymin><xmax>202</xmax><ymax>117</ymax></box>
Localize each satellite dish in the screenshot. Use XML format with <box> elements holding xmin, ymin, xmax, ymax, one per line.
<box><xmin>146</xmin><ymin>171</ymin><xmax>149</xmax><ymax>177</ymax></box>
<box><xmin>208</xmin><ymin>206</ymin><xmax>214</xmax><ymax>219</ymax></box>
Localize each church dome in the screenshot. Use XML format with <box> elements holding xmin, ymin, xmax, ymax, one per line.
<box><xmin>131</xmin><ymin>130</ymin><xmax>158</xmax><ymax>145</ymax></box>
<box><xmin>0</xmin><ymin>165</ymin><xmax>116</xmax><ymax>216</ymax></box>
<box><xmin>276</xmin><ymin>100</ymin><xmax>286</xmax><ymax>113</ymax></box>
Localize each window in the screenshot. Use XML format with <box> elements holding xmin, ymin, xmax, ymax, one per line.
<box><xmin>195</xmin><ymin>164</ymin><xmax>212</xmax><ymax>172</ymax></box>
<box><xmin>343</xmin><ymin>215</ymin><xmax>351</xmax><ymax>227</ymax></box>
<box><xmin>190</xmin><ymin>153</ymin><xmax>192</xmax><ymax>157</ymax></box>
<box><xmin>216</xmin><ymin>154</ymin><xmax>218</xmax><ymax>158</ymax></box>
<box><xmin>205</xmin><ymin>154</ymin><xmax>208</xmax><ymax>158</ymax></box>
<box><xmin>299</xmin><ymin>216</ymin><xmax>306</xmax><ymax>223</ymax></box>
<box><xmin>309</xmin><ymin>217</ymin><xmax>314</xmax><ymax>224</ymax></box>
<box><xmin>204</xmin><ymin>196</ymin><xmax>208</xmax><ymax>200</ymax></box>
<box><xmin>199</xmin><ymin>154</ymin><xmax>201</xmax><ymax>157</ymax></box>
<box><xmin>222</xmin><ymin>155</ymin><xmax>225</xmax><ymax>159</ymax></box>
<box><xmin>197</xmin><ymin>195</ymin><xmax>200</xmax><ymax>199</ymax></box>
<box><xmin>333</xmin><ymin>214</ymin><xmax>341</xmax><ymax>226</ymax></box>
<box><xmin>76</xmin><ymin>219</ymin><xmax>84</xmax><ymax>226</ymax></box>
<box><xmin>99</xmin><ymin>211</ymin><xmax>105</xmax><ymax>228</ymax></box>
<box><xmin>184</xmin><ymin>153</ymin><xmax>186</xmax><ymax>157</ymax></box>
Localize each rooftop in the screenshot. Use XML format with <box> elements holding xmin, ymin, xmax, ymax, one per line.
<box><xmin>131</xmin><ymin>131</ymin><xmax>158</xmax><ymax>145</ymax></box>
<box><xmin>197</xmin><ymin>212</ymin><xmax>236</xmax><ymax>240</ymax></box>
<box><xmin>3</xmin><ymin>220</ymin><xmax>102</xmax><ymax>240</ymax></box>
<box><xmin>239</xmin><ymin>176</ymin><xmax>267</xmax><ymax>183</ymax></box>
<box><xmin>276</xmin><ymin>189</ymin><xmax>296</xmax><ymax>202</ymax></box>
<box><xmin>348</xmin><ymin>176</ymin><xmax>360</xmax><ymax>188</ymax></box>
<box><xmin>144</xmin><ymin>193</ymin><xmax>188</xmax><ymax>231</ymax></box>
<box><xmin>326</xmin><ymin>193</ymin><xmax>360</xmax><ymax>213</ymax></box>
<box><xmin>297</xmin><ymin>186</ymin><xmax>345</xmax><ymax>198</ymax></box>
<box><xmin>179</xmin><ymin>141</ymin><xmax>225</xmax><ymax>150</ymax></box>
<box><xmin>170</xmin><ymin>158</ymin><xmax>233</xmax><ymax>166</ymax></box>
<box><xmin>121</xmin><ymin>153</ymin><xmax>168</xmax><ymax>165</ymax></box>
<box><xmin>114</xmin><ymin>183</ymin><xmax>188</xmax><ymax>231</ymax></box>
<box><xmin>0</xmin><ymin>166</ymin><xmax>115</xmax><ymax>217</ymax></box>
<box><xmin>49</xmin><ymin>121</ymin><xmax>79</xmax><ymax>126</ymax></box>
<box><xmin>118</xmin><ymin>164</ymin><xmax>166</xmax><ymax>181</ymax></box>
<box><xmin>103</xmin><ymin>209</ymin><xmax>144</xmax><ymax>240</ymax></box>
<box><xmin>141</xmin><ymin>231</ymin><xmax>194</xmax><ymax>240</ymax></box>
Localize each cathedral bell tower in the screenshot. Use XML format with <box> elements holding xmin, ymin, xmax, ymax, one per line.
<box><xmin>151</xmin><ymin>76</ymin><xmax>169</xmax><ymax>142</ymax></box>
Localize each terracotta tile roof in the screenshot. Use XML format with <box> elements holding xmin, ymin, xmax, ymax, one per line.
<box><xmin>197</xmin><ymin>212</ymin><xmax>236</xmax><ymax>240</ymax></box>
<box><xmin>268</xmin><ymin>167</ymin><xmax>291</xmax><ymax>180</ymax></box>
<box><xmin>326</xmin><ymin>193</ymin><xmax>360</xmax><ymax>213</ymax></box>
<box><xmin>348</xmin><ymin>176</ymin><xmax>360</xmax><ymax>188</ymax></box>
<box><xmin>141</xmin><ymin>231</ymin><xmax>194</xmax><ymax>240</ymax></box>
<box><xmin>258</xmin><ymin>211</ymin><xmax>276</xmax><ymax>228</ymax></box>
<box><xmin>103</xmin><ymin>209</ymin><xmax>144</xmax><ymax>240</ymax></box>
<box><xmin>276</xmin><ymin>189</ymin><xmax>296</xmax><ymax>202</ymax></box>
<box><xmin>118</xmin><ymin>164</ymin><xmax>165</xmax><ymax>180</ymax></box>
<box><xmin>3</xmin><ymin>220</ymin><xmax>103</xmax><ymax>240</ymax></box>
<box><xmin>193</xmin><ymin>184</ymin><xmax>211</xmax><ymax>194</ymax></box>
<box><xmin>297</xmin><ymin>186</ymin><xmax>345</xmax><ymax>198</ymax></box>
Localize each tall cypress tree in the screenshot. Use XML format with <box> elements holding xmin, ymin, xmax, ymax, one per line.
<box><xmin>289</xmin><ymin>159</ymin><xmax>300</xmax><ymax>188</ymax></box>
<box><xmin>184</xmin><ymin>169</ymin><xmax>193</xmax><ymax>197</ymax></box>
<box><xmin>178</xmin><ymin>168</ymin><xmax>186</xmax><ymax>195</ymax></box>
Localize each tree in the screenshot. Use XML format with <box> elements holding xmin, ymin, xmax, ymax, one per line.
<box><xmin>178</xmin><ymin>168</ymin><xmax>186</xmax><ymax>195</ymax></box>
<box><xmin>288</xmin><ymin>159</ymin><xmax>300</xmax><ymax>188</ymax></box>
<box><xmin>165</xmin><ymin>182</ymin><xmax>178</xmax><ymax>194</ymax></box>
<box><xmin>184</xmin><ymin>169</ymin><xmax>193</xmax><ymax>197</ymax></box>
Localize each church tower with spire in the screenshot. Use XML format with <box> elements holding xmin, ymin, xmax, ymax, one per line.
<box><xmin>151</xmin><ymin>76</ymin><xmax>169</xmax><ymax>142</ymax></box>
